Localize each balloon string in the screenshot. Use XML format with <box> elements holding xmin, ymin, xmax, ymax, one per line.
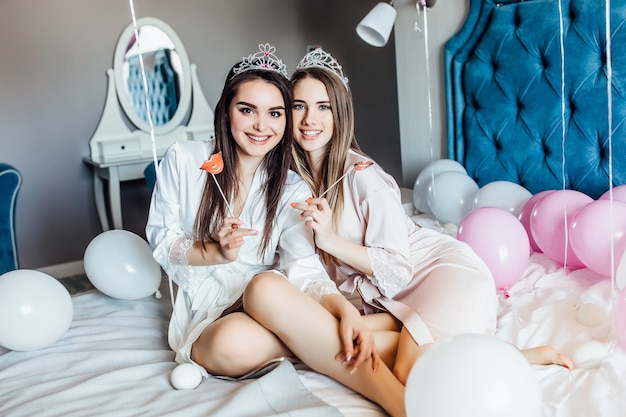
<box><xmin>418</xmin><ymin>3</ymin><xmax>438</xmax><ymax>225</ymax></box>
<box><xmin>127</xmin><ymin>0</ymin><xmax>171</xmax><ymax>309</ymax></box>
<box><xmin>127</xmin><ymin>0</ymin><xmax>160</xmax><ymax>186</ymax></box>
<box><xmin>557</xmin><ymin>0</ymin><xmax>570</xmax><ymax>271</ymax></box>
<box><xmin>605</xmin><ymin>0</ymin><xmax>618</xmax><ymax>356</ymax></box>
<box><xmin>606</xmin><ymin>0</ymin><xmax>615</xmax><ymax>300</ymax></box>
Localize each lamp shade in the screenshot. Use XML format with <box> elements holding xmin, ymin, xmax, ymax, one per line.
<box><xmin>356</xmin><ymin>2</ymin><xmax>397</xmax><ymax>47</ymax></box>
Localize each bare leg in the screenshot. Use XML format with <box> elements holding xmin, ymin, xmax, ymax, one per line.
<box><xmin>244</xmin><ymin>273</ymin><xmax>407</xmax><ymax>417</ymax></box>
<box><xmin>361</xmin><ymin>313</ymin><xmax>401</xmax><ymax>369</ymax></box>
<box><xmin>392</xmin><ymin>327</ymin><xmax>432</xmax><ymax>384</ymax></box>
<box><xmin>191</xmin><ymin>312</ymin><xmax>293</xmax><ymax>377</ymax></box>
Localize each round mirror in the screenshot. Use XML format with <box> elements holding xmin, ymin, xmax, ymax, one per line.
<box><xmin>113</xmin><ymin>17</ymin><xmax>191</xmax><ymax>135</ymax></box>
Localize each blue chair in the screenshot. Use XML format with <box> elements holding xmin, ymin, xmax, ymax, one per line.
<box><xmin>144</xmin><ymin>160</ymin><xmax>159</xmax><ymax>193</ymax></box>
<box><xmin>0</xmin><ymin>163</ymin><xmax>21</xmax><ymax>275</ymax></box>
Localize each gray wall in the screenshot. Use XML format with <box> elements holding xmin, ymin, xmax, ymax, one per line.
<box><xmin>0</xmin><ymin>0</ymin><xmax>401</xmax><ymax>272</ymax></box>
<box><xmin>394</xmin><ymin>0</ymin><xmax>469</xmax><ymax>186</ymax></box>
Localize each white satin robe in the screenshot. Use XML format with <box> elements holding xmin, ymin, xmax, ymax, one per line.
<box><xmin>331</xmin><ymin>150</ymin><xmax>498</xmax><ymax>345</ymax></box>
<box><xmin>146</xmin><ymin>140</ymin><xmax>335</xmax><ymax>375</ymax></box>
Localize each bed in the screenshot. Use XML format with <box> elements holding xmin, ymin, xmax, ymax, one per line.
<box><xmin>0</xmin><ymin>280</ymin><xmax>386</xmax><ymax>417</ymax></box>
<box><xmin>441</xmin><ymin>0</ymin><xmax>626</xmax><ymax>416</ymax></box>
<box><xmin>2</xmin><ymin>0</ymin><xmax>626</xmax><ymax>416</ymax></box>
<box><xmin>1</xmin><ymin>254</ymin><xmax>625</xmax><ymax>417</ymax></box>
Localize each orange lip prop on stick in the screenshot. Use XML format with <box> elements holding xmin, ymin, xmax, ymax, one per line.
<box><xmin>318</xmin><ymin>160</ymin><xmax>373</xmax><ymax>198</ymax></box>
<box><xmin>200</xmin><ymin>152</ymin><xmax>224</xmax><ymax>174</ymax></box>
<box><xmin>200</xmin><ymin>152</ymin><xmax>239</xmax><ymax>228</ymax></box>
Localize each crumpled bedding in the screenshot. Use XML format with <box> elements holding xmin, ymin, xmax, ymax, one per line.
<box><xmin>0</xmin><ymin>285</ymin><xmax>352</xmax><ymax>417</ymax></box>
<box><xmin>1</xmin><ymin>252</ymin><xmax>624</xmax><ymax>417</ymax></box>
<box><xmin>495</xmin><ymin>252</ymin><xmax>626</xmax><ymax>417</ymax></box>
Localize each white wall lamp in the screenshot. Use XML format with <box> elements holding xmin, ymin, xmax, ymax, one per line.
<box><xmin>356</xmin><ymin>0</ymin><xmax>436</xmax><ymax>47</ymax></box>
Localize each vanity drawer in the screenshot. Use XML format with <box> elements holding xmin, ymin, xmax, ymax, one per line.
<box><xmin>98</xmin><ymin>137</ymin><xmax>142</xmax><ymax>162</ymax></box>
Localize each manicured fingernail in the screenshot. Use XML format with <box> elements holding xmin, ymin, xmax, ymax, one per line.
<box><xmin>305</xmin><ymin>197</ymin><xmax>312</xmax><ymax>204</ymax></box>
<box><xmin>290</xmin><ymin>202</ymin><xmax>297</xmax><ymax>208</ymax></box>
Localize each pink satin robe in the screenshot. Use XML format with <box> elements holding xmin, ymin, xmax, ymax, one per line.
<box><xmin>330</xmin><ymin>151</ymin><xmax>498</xmax><ymax>345</ymax></box>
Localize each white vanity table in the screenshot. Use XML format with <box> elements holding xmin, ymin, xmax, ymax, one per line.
<box><xmin>84</xmin><ymin>17</ymin><xmax>214</xmax><ymax>231</ymax></box>
<box><xmin>82</xmin><ymin>156</ymin><xmax>155</xmax><ymax>230</ymax></box>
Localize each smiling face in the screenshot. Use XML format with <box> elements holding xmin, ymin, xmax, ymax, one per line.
<box><xmin>229</xmin><ymin>79</ymin><xmax>286</xmax><ymax>162</ymax></box>
<box><xmin>292</xmin><ymin>76</ymin><xmax>335</xmax><ymax>162</ymax></box>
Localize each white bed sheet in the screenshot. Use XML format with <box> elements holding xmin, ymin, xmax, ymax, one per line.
<box><xmin>0</xmin><ymin>280</ymin><xmax>383</xmax><ymax>417</ymax></box>
<box><xmin>496</xmin><ymin>252</ymin><xmax>626</xmax><ymax>417</ymax></box>
<box><xmin>1</xmin><ymin>251</ymin><xmax>625</xmax><ymax>417</ymax></box>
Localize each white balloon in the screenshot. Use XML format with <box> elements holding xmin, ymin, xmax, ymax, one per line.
<box><xmin>0</xmin><ymin>270</ymin><xmax>74</xmax><ymax>351</ymax></box>
<box><xmin>170</xmin><ymin>363</ymin><xmax>203</xmax><ymax>390</ymax></box>
<box><xmin>84</xmin><ymin>230</ymin><xmax>162</xmax><ymax>300</ymax></box>
<box><xmin>575</xmin><ymin>303</ymin><xmax>608</xmax><ymax>327</ymax></box>
<box><xmin>473</xmin><ymin>181</ymin><xmax>532</xmax><ymax>216</ymax></box>
<box><xmin>427</xmin><ymin>171</ymin><xmax>478</xmax><ymax>225</ymax></box>
<box><xmin>406</xmin><ymin>334</ymin><xmax>542</xmax><ymax>417</ymax></box>
<box><xmin>413</xmin><ymin>159</ymin><xmax>467</xmax><ymax>214</ymax></box>
<box><xmin>573</xmin><ymin>340</ymin><xmax>612</xmax><ymax>368</ymax></box>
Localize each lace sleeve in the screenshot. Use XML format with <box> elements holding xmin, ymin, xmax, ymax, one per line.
<box><xmin>165</xmin><ymin>236</ymin><xmax>194</xmax><ymax>292</ymax></box>
<box><xmin>169</xmin><ymin>236</ymin><xmax>193</xmax><ymax>266</ymax></box>
<box><xmin>303</xmin><ymin>280</ymin><xmax>341</xmax><ymax>302</ymax></box>
<box><xmin>368</xmin><ymin>247</ymin><xmax>411</xmax><ymax>299</ymax></box>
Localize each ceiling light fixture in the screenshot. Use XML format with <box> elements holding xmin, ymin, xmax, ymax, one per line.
<box><xmin>356</xmin><ymin>0</ymin><xmax>436</xmax><ymax>47</ymax></box>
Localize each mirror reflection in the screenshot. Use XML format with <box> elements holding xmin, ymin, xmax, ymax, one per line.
<box><xmin>122</xmin><ymin>25</ymin><xmax>185</xmax><ymax>126</ymax></box>
<box><xmin>113</xmin><ymin>17</ymin><xmax>192</xmax><ymax>135</ymax></box>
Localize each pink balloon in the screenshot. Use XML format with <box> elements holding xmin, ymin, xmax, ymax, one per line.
<box><xmin>458</xmin><ymin>207</ymin><xmax>530</xmax><ymax>291</ymax></box>
<box><xmin>569</xmin><ymin>199</ymin><xmax>626</xmax><ymax>277</ymax></box>
<box><xmin>530</xmin><ymin>190</ymin><xmax>592</xmax><ymax>269</ymax></box>
<box><xmin>617</xmin><ymin>286</ymin><xmax>626</xmax><ymax>352</ymax></box>
<box><xmin>517</xmin><ymin>190</ymin><xmax>555</xmax><ymax>253</ymax></box>
<box><xmin>599</xmin><ymin>184</ymin><xmax>626</xmax><ymax>203</ymax></box>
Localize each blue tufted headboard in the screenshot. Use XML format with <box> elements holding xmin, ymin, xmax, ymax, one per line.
<box><xmin>445</xmin><ymin>0</ymin><xmax>626</xmax><ymax>199</ymax></box>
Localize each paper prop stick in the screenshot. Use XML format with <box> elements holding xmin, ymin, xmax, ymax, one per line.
<box><xmin>200</xmin><ymin>152</ymin><xmax>238</xmax><ymax>227</ymax></box>
<box><xmin>318</xmin><ymin>160</ymin><xmax>373</xmax><ymax>199</ymax></box>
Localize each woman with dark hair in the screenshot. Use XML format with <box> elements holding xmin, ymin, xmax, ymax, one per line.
<box><xmin>146</xmin><ymin>44</ymin><xmax>407</xmax><ymax>417</ymax></box>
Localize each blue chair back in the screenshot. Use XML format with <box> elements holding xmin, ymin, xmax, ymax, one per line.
<box><xmin>144</xmin><ymin>161</ymin><xmax>158</xmax><ymax>193</ymax></box>
<box><xmin>0</xmin><ymin>163</ymin><xmax>21</xmax><ymax>274</ymax></box>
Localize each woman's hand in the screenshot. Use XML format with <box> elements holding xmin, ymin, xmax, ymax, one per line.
<box><xmin>335</xmin><ymin>308</ymin><xmax>380</xmax><ymax>373</ymax></box>
<box><xmin>291</xmin><ymin>197</ymin><xmax>336</xmax><ymax>251</ymax></box>
<box><xmin>216</xmin><ymin>217</ymin><xmax>258</xmax><ymax>262</ymax></box>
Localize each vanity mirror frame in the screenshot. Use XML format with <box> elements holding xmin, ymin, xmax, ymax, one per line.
<box><xmin>88</xmin><ymin>16</ymin><xmax>214</xmax><ymax>164</ymax></box>
<box><xmin>113</xmin><ymin>17</ymin><xmax>192</xmax><ymax>135</ymax></box>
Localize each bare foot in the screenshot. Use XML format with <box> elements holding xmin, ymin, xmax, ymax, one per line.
<box><xmin>521</xmin><ymin>345</ymin><xmax>574</xmax><ymax>370</ymax></box>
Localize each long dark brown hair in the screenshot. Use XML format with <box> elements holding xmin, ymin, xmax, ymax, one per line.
<box><xmin>194</xmin><ymin>68</ymin><xmax>294</xmax><ymax>257</ymax></box>
<box><xmin>290</xmin><ymin>67</ymin><xmax>367</xmax><ymax>267</ymax></box>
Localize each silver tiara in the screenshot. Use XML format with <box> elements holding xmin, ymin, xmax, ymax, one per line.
<box><xmin>296</xmin><ymin>48</ymin><xmax>349</xmax><ymax>86</ymax></box>
<box><xmin>231</xmin><ymin>43</ymin><xmax>289</xmax><ymax>79</ymax></box>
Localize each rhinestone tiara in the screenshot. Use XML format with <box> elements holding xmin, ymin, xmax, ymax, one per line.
<box><xmin>296</xmin><ymin>47</ymin><xmax>349</xmax><ymax>86</ymax></box>
<box><xmin>231</xmin><ymin>43</ymin><xmax>289</xmax><ymax>79</ymax></box>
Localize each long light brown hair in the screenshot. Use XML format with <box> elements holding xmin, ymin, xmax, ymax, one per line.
<box><xmin>194</xmin><ymin>68</ymin><xmax>294</xmax><ymax>257</ymax></box>
<box><xmin>291</xmin><ymin>67</ymin><xmax>368</xmax><ymax>266</ymax></box>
